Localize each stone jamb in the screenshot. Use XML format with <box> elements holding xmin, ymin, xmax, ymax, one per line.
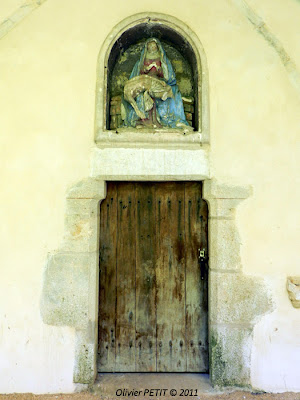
<box><xmin>41</xmin><ymin>178</ymin><xmax>107</xmax><ymax>384</ymax></box>
<box><xmin>94</xmin><ymin>12</ymin><xmax>210</xmax><ymax>148</ymax></box>
<box><xmin>203</xmin><ymin>179</ymin><xmax>273</xmax><ymax>387</ymax></box>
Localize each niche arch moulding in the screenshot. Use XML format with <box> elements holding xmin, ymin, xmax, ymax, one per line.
<box><xmin>94</xmin><ymin>13</ymin><xmax>210</xmax><ymax>149</ymax></box>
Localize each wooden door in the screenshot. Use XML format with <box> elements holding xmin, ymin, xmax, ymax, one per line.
<box><xmin>98</xmin><ymin>182</ymin><xmax>208</xmax><ymax>372</ymax></box>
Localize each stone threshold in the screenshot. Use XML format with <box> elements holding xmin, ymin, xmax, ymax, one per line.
<box><xmin>92</xmin><ymin>373</ymin><xmax>221</xmax><ymax>397</ymax></box>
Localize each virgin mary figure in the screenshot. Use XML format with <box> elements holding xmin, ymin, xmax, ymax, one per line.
<box><xmin>122</xmin><ymin>38</ymin><xmax>191</xmax><ymax>130</ymax></box>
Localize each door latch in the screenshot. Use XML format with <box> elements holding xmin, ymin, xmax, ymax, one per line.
<box><xmin>198</xmin><ymin>248</ymin><xmax>208</xmax><ymax>280</ymax></box>
<box><xmin>198</xmin><ymin>248</ymin><xmax>206</xmax><ymax>261</ymax></box>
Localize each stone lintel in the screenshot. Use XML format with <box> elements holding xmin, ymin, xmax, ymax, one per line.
<box><xmin>90</xmin><ymin>147</ymin><xmax>210</xmax><ymax>180</ymax></box>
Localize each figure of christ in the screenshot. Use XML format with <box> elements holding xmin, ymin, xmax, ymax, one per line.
<box><xmin>123</xmin><ymin>75</ymin><xmax>173</xmax><ymax>122</ymax></box>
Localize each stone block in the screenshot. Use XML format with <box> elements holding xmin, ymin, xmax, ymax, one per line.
<box><xmin>65</xmin><ymin>199</ymin><xmax>99</xmax><ymax>217</ymax></box>
<box><xmin>62</xmin><ymin>211</ymin><xmax>100</xmax><ymax>253</ymax></box>
<box><xmin>74</xmin><ymin>330</ymin><xmax>98</xmax><ymax>384</ymax></box>
<box><xmin>111</xmin><ymin>95</ymin><xmax>122</xmax><ymax>102</ymax></box>
<box><xmin>110</xmin><ymin>115</ymin><xmax>117</xmax><ymax>128</ymax></box>
<box><xmin>41</xmin><ymin>251</ymin><xmax>97</xmax><ymax>329</ymax></box>
<box><xmin>203</xmin><ymin>179</ymin><xmax>252</xmax><ymax>200</ymax></box>
<box><xmin>210</xmin><ymin>324</ymin><xmax>252</xmax><ymax>387</ymax></box>
<box><xmin>207</xmin><ymin>198</ymin><xmax>242</xmax><ymax>219</ymax></box>
<box><xmin>183</xmin><ymin>104</ymin><xmax>194</xmax><ymax>113</ymax></box>
<box><xmin>209</xmin><ymin>271</ymin><xmax>273</xmax><ymax>324</ymax></box>
<box><xmin>208</xmin><ymin>219</ymin><xmax>242</xmax><ymax>271</ymax></box>
<box><xmin>117</xmin><ymin>115</ymin><xmax>122</xmax><ymax>127</ymax></box>
<box><xmin>182</xmin><ymin>96</ymin><xmax>194</xmax><ymax>105</ymax></box>
<box><xmin>67</xmin><ymin>178</ymin><xmax>106</xmax><ymax>200</ymax></box>
<box><xmin>115</xmin><ymin>103</ymin><xmax>121</xmax><ymax>114</ymax></box>
<box><xmin>62</xmin><ymin>198</ymin><xmax>100</xmax><ymax>252</ymax></box>
<box><xmin>90</xmin><ymin>148</ymin><xmax>210</xmax><ymax>180</ymax></box>
<box><xmin>172</xmin><ymin>59</ymin><xmax>183</xmax><ymax>73</ymax></box>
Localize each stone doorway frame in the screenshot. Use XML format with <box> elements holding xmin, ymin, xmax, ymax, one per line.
<box><xmin>41</xmin><ymin>175</ymin><xmax>271</xmax><ymax>388</ymax></box>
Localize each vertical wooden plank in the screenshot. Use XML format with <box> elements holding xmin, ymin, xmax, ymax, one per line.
<box><xmin>156</xmin><ymin>182</ymin><xmax>186</xmax><ymax>372</ymax></box>
<box><xmin>115</xmin><ymin>182</ymin><xmax>136</xmax><ymax>371</ymax></box>
<box><xmin>135</xmin><ymin>183</ymin><xmax>156</xmax><ymax>371</ymax></box>
<box><xmin>98</xmin><ymin>182</ymin><xmax>117</xmax><ymax>372</ymax></box>
<box><xmin>185</xmin><ymin>182</ymin><xmax>209</xmax><ymax>372</ymax></box>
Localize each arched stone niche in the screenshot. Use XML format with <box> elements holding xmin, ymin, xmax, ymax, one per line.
<box><xmin>108</xmin><ymin>28</ymin><xmax>197</xmax><ymax>130</ymax></box>
<box><xmin>95</xmin><ymin>13</ymin><xmax>210</xmax><ymax>148</ymax></box>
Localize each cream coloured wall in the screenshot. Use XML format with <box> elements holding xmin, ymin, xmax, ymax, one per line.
<box><xmin>0</xmin><ymin>0</ymin><xmax>299</xmax><ymax>393</ymax></box>
<box><xmin>247</xmin><ymin>0</ymin><xmax>300</xmax><ymax>71</ymax></box>
<box><xmin>0</xmin><ymin>0</ymin><xmax>24</xmax><ymax>22</ymax></box>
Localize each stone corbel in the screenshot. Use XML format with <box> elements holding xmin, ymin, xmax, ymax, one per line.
<box><xmin>203</xmin><ymin>179</ymin><xmax>253</xmax><ymax>273</ymax></box>
<box><xmin>287</xmin><ymin>277</ymin><xmax>300</xmax><ymax>308</ymax></box>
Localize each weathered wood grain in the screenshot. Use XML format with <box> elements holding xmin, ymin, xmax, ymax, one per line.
<box><xmin>135</xmin><ymin>183</ymin><xmax>156</xmax><ymax>371</ymax></box>
<box><xmin>156</xmin><ymin>183</ymin><xmax>186</xmax><ymax>372</ymax></box>
<box><xmin>98</xmin><ymin>183</ymin><xmax>117</xmax><ymax>372</ymax></box>
<box><xmin>98</xmin><ymin>182</ymin><xmax>208</xmax><ymax>372</ymax></box>
<box><xmin>184</xmin><ymin>183</ymin><xmax>208</xmax><ymax>372</ymax></box>
<box><xmin>115</xmin><ymin>183</ymin><xmax>136</xmax><ymax>371</ymax></box>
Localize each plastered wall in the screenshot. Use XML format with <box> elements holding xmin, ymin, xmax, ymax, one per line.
<box><xmin>0</xmin><ymin>0</ymin><xmax>299</xmax><ymax>393</ymax></box>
